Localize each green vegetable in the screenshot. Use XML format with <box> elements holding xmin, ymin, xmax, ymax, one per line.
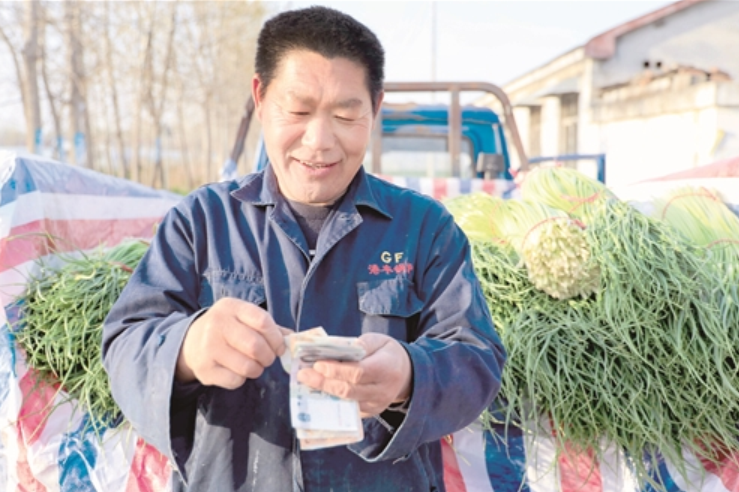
<box><xmin>520</xmin><ymin>216</ymin><xmax>599</xmax><ymax>300</ymax></box>
<box><xmin>448</xmin><ymin>194</ymin><xmax>599</xmax><ymax>300</ymax></box>
<box><xmin>520</xmin><ymin>166</ymin><xmax>615</xmax><ymax>224</ymax></box>
<box><xmin>444</xmin><ymin>192</ymin><xmax>504</xmax><ymax>242</ymax></box>
<box><xmin>654</xmin><ymin>186</ymin><xmax>739</xmax><ymax>273</ymax></box>
<box><xmin>471</xmin><ymin>199</ymin><xmax>739</xmax><ymax>490</ymax></box>
<box><xmin>653</xmin><ymin>186</ymin><xmax>739</xmax><ymax>393</ymax></box>
<box><xmin>15</xmin><ymin>239</ymin><xmax>148</xmax><ymax>433</ymax></box>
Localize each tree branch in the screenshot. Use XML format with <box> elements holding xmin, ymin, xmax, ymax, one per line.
<box><xmin>0</xmin><ymin>22</ymin><xmax>25</xmax><ymax>90</ymax></box>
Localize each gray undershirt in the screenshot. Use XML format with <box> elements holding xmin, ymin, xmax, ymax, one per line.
<box><xmin>286</xmin><ymin>199</ymin><xmax>333</xmax><ymax>256</ymax></box>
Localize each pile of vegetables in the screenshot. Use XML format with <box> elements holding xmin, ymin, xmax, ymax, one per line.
<box><xmin>15</xmin><ymin>239</ymin><xmax>148</xmax><ymax>432</ymax></box>
<box><xmin>448</xmin><ymin>167</ymin><xmax>739</xmax><ymax>487</ymax></box>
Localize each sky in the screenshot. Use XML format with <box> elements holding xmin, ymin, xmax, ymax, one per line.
<box><xmin>275</xmin><ymin>0</ymin><xmax>674</xmax><ymax>101</ymax></box>
<box><xmin>1</xmin><ymin>1</ymin><xmax>676</xmax><ymax>133</ymax></box>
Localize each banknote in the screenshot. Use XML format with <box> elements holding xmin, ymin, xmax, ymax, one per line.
<box><xmin>280</xmin><ymin>327</ymin><xmax>328</xmax><ymax>373</ymax></box>
<box><xmin>294</xmin><ymin>339</ymin><xmax>366</xmax><ymax>363</ymax></box>
<box><xmin>290</xmin><ymin>356</ymin><xmax>364</xmax><ymax>449</ymax></box>
<box><xmin>284</xmin><ymin>327</ymin><xmax>366</xmax><ymax>449</ymax></box>
<box><xmin>297</xmin><ymin>429</ymin><xmax>365</xmax><ymax>450</ymax></box>
<box><xmin>280</xmin><ymin>328</ymin><xmax>366</xmax><ymax>370</ymax></box>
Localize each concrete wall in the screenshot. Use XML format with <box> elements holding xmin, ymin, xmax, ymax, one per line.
<box><xmin>593</xmin><ymin>80</ymin><xmax>739</xmax><ymax>186</ymax></box>
<box><xmin>539</xmin><ymin>97</ymin><xmax>561</xmax><ymax>157</ymax></box>
<box><xmin>593</xmin><ymin>78</ymin><xmax>722</xmax><ymax>121</ymax></box>
<box><xmin>595</xmin><ymin>0</ymin><xmax>739</xmax><ymax>88</ymax></box>
<box><xmin>510</xmin><ymin>106</ymin><xmax>530</xmax><ymax>169</ymax></box>
<box><xmin>599</xmin><ymin>108</ymin><xmax>723</xmax><ymax>186</ymax></box>
<box><xmin>503</xmin><ymin>48</ymin><xmax>585</xmax><ymax>104</ymax></box>
<box><xmin>577</xmin><ymin>58</ymin><xmax>600</xmax><ymax>155</ymax></box>
<box><xmin>715</xmin><ymin>107</ymin><xmax>739</xmax><ymax>162</ymax></box>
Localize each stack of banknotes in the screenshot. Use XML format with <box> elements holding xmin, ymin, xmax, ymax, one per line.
<box><xmin>281</xmin><ymin>327</ymin><xmax>367</xmax><ymax>450</ymax></box>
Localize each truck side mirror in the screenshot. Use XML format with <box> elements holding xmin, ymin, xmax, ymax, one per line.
<box><xmin>476</xmin><ymin>152</ymin><xmax>505</xmax><ymax>179</ymax></box>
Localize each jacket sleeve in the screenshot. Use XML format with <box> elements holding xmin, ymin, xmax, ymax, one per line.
<box><xmin>348</xmin><ymin>209</ymin><xmax>506</xmax><ymax>462</ymax></box>
<box><xmin>101</xmin><ymin>199</ymin><xmax>206</xmax><ymax>473</ymax></box>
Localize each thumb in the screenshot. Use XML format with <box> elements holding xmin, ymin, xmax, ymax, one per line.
<box><xmin>276</xmin><ymin>327</ymin><xmax>295</xmax><ymax>356</ymax></box>
<box><xmin>357</xmin><ymin>332</ymin><xmax>393</xmax><ymax>357</ymax></box>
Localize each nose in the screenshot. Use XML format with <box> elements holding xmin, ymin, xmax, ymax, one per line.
<box><xmin>302</xmin><ymin>115</ymin><xmax>335</xmax><ymax>151</ymax></box>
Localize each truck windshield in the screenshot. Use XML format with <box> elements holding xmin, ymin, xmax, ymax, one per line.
<box><xmin>363</xmin><ymin>134</ymin><xmax>475</xmax><ymax>179</ymax></box>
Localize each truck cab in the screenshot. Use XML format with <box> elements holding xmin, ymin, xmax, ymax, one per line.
<box><xmin>370</xmin><ymin>103</ymin><xmax>513</xmax><ymax>181</ymax></box>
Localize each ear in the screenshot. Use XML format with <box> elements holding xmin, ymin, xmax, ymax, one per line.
<box><xmin>252</xmin><ymin>75</ymin><xmax>264</xmax><ymax>121</ymax></box>
<box><xmin>373</xmin><ymin>91</ymin><xmax>385</xmax><ymax>121</ymax></box>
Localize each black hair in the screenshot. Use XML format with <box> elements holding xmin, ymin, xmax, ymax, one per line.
<box><xmin>255</xmin><ymin>6</ymin><xmax>385</xmax><ymax>113</ymax></box>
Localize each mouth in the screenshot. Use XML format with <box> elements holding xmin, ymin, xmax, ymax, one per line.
<box><xmin>296</xmin><ymin>158</ymin><xmax>338</xmax><ymax>170</ymax></box>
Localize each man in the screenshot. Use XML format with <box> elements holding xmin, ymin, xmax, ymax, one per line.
<box><xmin>102</xmin><ymin>6</ymin><xmax>505</xmax><ymax>491</ymax></box>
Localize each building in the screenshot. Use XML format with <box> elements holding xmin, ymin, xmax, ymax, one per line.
<box><xmin>482</xmin><ymin>0</ymin><xmax>739</xmax><ymax>186</ymax></box>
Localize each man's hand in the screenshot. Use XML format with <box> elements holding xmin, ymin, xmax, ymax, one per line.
<box><xmin>296</xmin><ymin>333</ymin><xmax>412</xmax><ymax>418</ymax></box>
<box><xmin>176</xmin><ymin>297</ymin><xmax>292</xmax><ymax>389</ymax></box>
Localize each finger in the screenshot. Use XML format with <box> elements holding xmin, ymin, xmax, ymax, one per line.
<box><xmin>233</xmin><ymin>302</ymin><xmax>285</xmax><ymax>355</ymax></box>
<box><xmin>198</xmin><ymin>365</ymin><xmax>247</xmax><ymax>390</ymax></box>
<box><xmin>277</xmin><ymin>327</ymin><xmax>294</xmax><ymax>355</ymax></box>
<box><xmin>356</xmin><ymin>332</ymin><xmax>392</xmax><ymax>357</ymax></box>
<box><xmin>323</xmin><ymin>378</ymin><xmax>384</xmax><ymax>403</ymax></box>
<box><xmin>359</xmin><ymin>401</ymin><xmax>389</xmax><ymax>418</ymax></box>
<box><xmin>313</xmin><ymin>360</ymin><xmax>364</xmax><ymax>385</ymax></box>
<box><xmin>296</xmin><ymin>367</ymin><xmax>325</xmax><ymax>390</ymax></box>
<box><xmin>263</xmin><ymin>324</ymin><xmax>288</xmax><ymax>356</ymax></box>
<box><xmin>298</xmin><ymin>367</ymin><xmax>378</xmax><ymax>403</ymax></box>
<box><xmin>223</xmin><ymin>328</ymin><xmax>277</xmax><ymax>368</ymax></box>
<box><xmin>298</xmin><ymin>368</ymin><xmax>357</xmax><ymax>400</ymax></box>
<box><xmin>215</xmin><ymin>344</ymin><xmax>267</xmax><ymax>380</ymax></box>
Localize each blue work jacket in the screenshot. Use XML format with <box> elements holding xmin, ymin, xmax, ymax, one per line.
<box><xmin>102</xmin><ymin>165</ymin><xmax>506</xmax><ymax>492</ymax></box>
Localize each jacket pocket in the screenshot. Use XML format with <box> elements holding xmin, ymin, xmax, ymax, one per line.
<box><xmin>198</xmin><ymin>270</ymin><xmax>266</xmax><ymax>308</ymax></box>
<box><xmin>358</xmin><ymin>277</ymin><xmax>423</xmax><ymax>317</ymax></box>
<box><xmin>357</xmin><ymin>277</ymin><xmax>422</xmax><ymax>340</ymax></box>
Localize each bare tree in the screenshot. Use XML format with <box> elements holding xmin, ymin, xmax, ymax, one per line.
<box><xmin>144</xmin><ymin>2</ymin><xmax>178</xmax><ymax>188</ymax></box>
<box><xmin>103</xmin><ymin>1</ymin><xmax>129</xmax><ymax>178</ymax></box>
<box><xmin>0</xmin><ymin>2</ymin><xmax>42</xmax><ymax>154</ymax></box>
<box><xmin>181</xmin><ymin>3</ymin><xmax>216</xmax><ymax>182</ymax></box>
<box><xmin>23</xmin><ymin>1</ymin><xmax>42</xmax><ymax>153</ymax></box>
<box><xmin>175</xmin><ymin>77</ymin><xmax>194</xmax><ymax>190</ymax></box>
<box><xmin>178</xmin><ymin>1</ymin><xmax>266</xmax><ymax>183</ymax></box>
<box><xmin>64</xmin><ymin>0</ymin><xmax>94</xmax><ymax>168</ymax></box>
<box><xmin>1</xmin><ymin>0</ymin><xmax>267</xmax><ymax>191</ymax></box>
<box><xmin>130</xmin><ymin>2</ymin><xmax>156</xmax><ymax>183</ymax></box>
<box><xmin>39</xmin><ymin>4</ymin><xmax>64</xmax><ymax>160</ymax></box>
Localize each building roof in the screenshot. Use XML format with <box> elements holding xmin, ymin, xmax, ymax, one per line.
<box><xmin>513</xmin><ymin>77</ymin><xmax>580</xmax><ymax>106</ymax></box>
<box><xmin>640</xmin><ymin>155</ymin><xmax>739</xmax><ymax>181</ymax></box>
<box><xmin>583</xmin><ymin>0</ymin><xmax>710</xmax><ymax>60</ymax></box>
<box><xmin>500</xmin><ymin>0</ymin><xmax>723</xmax><ymax>103</ymax></box>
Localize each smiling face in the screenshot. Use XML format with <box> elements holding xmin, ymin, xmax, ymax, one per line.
<box><xmin>253</xmin><ymin>50</ymin><xmax>383</xmax><ymax>206</ymax></box>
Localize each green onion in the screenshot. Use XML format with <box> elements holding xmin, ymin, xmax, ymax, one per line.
<box><xmin>15</xmin><ymin>239</ymin><xmax>149</xmax><ymax>433</ymax></box>
<box><xmin>653</xmin><ymin>186</ymin><xmax>739</xmax><ymax>273</ymax></box>
<box><xmin>520</xmin><ymin>166</ymin><xmax>615</xmax><ymax>224</ymax></box>
<box><xmin>470</xmin><ymin>197</ymin><xmax>739</xmax><ymax>490</ymax></box>
<box><xmin>449</xmin><ymin>194</ymin><xmax>599</xmax><ymax>300</ymax></box>
<box><xmin>444</xmin><ymin>192</ymin><xmax>504</xmax><ymax>242</ymax></box>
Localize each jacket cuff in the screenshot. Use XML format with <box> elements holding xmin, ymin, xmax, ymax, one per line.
<box><xmin>347</xmin><ymin>341</ymin><xmax>430</xmax><ymax>462</ymax></box>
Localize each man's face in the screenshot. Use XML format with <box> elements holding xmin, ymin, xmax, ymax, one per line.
<box><xmin>253</xmin><ymin>50</ymin><xmax>382</xmax><ymax>206</ymax></box>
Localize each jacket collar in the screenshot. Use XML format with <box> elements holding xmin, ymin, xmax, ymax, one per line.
<box><xmin>231</xmin><ymin>164</ymin><xmax>392</xmax><ymax>220</ymax></box>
